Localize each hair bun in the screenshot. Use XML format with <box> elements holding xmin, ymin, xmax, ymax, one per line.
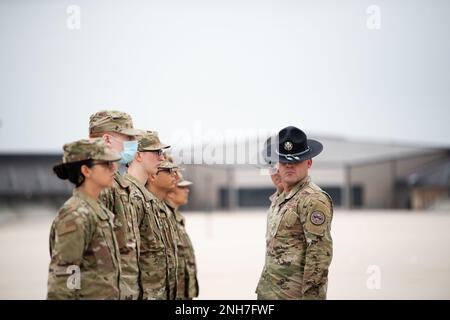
<box><xmin>53</xmin><ymin>163</ymin><xmax>69</xmax><ymax>180</ymax></box>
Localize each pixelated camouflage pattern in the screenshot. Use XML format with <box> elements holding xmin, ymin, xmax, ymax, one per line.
<box><xmin>263</xmin><ymin>189</ymin><xmax>283</xmax><ymax>241</ymax></box>
<box><xmin>176</xmin><ymin>172</ymin><xmax>192</xmax><ymax>187</ymax></box>
<box><xmin>62</xmin><ymin>138</ymin><xmax>121</xmax><ymax>164</ymax></box>
<box><xmin>167</xmin><ymin>205</ymin><xmax>199</xmax><ymax>300</ymax></box>
<box><xmin>138</xmin><ymin>131</ymin><xmax>170</xmax><ymax>152</ymax></box>
<box><xmin>124</xmin><ymin>173</ymin><xmax>177</xmax><ymax>299</ymax></box>
<box><xmin>100</xmin><ymin>172</ymin><xmax>141</xmax><ymax>300</ymax></box>
<box><xmin>89</xmin><ymin>110</ymin><xmax>141</xmax><ymax>136</ymax></box>
<box><xmin>47</xmin><ymin>189</ymin><xmax>121</xmax><ymax>300</ymax></box>
<box><xmin>166</xmin><ymin>154</ymin><xmax>186</xmax><ymax>172</ymax></box>
<box><xmin>158</xmin><ymin>159</ymin><xmax>179</xmax><ymax>170</ymax></box>
<box><xmin>153</xmin><ymin>198</ymin><xmax>179</xmax><ymax>300</ymax></box>
<box><xmin>165</xmin><ymin>154</ymin><xmax>174</xmax><ymax>163</ymax></box>
<box><xmin>256</xmin><ymin>176</ymin><xmax>333</xmax><ymax>300</ymax></box>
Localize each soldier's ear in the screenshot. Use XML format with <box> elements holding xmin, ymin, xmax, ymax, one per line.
<box><xmin>166</xmin><ymin>190</ymin><xmax>174</xmax><ymax>199</ymax></box>
<box><xmin>307</xmin><ymin>159</ymin><xmax>312</xmax><ymax>168</ymax></box>
<box><xmin>135</xmin><ymin>151</ymin><xmax>143</xmax><ymax>162</ymax></box>
<box><xmin>102</xmin><ymin>133</ymin><xmax>112</xmax><ymax>147</ymax></box>
<box><xmin>148</xmin><ymin>173</ymin><xmax>156</xmax><ymax>182</ymax></box>
<box><xmin>80</xmin><ymin>164</ymin><xmax>92</xmax><ymax>179</ymax></box>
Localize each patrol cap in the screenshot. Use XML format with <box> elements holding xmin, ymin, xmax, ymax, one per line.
<box><xmin>158</xmin><ymin>159</ymin><xmax>179</xmax><ymax>170</ymax></box>
<box><xmin>276</xmin><ymin>126</ymin><xmax>323</xmax><ymax>163</ymax></box>
<box><xmin>177</xmin><ymin>172</ymin><xmax>193</xmax><ymax>187</ymax></box>
<box><xmin>61</xmin><ymin>138</ymin><xmax>121</xmax><ymax>164</ymax></box>
<box><xmin>138</xmin><ymin>131</ymin><xmax>170</xmax><ymax>152</ymax></box>
<box><xmin>165</xmin><ymin>154</ymin><xmax>175</xmax><ymax>163</ymax></box>
<box><xmin>89</xmin><ymin>110</ymin><xmax>142</xmax><ymax>137</ymax></box>
<box><xmin>165</xmin><ymin>153</ymin><xmax>185</xmax><ymax>171</ymax></box>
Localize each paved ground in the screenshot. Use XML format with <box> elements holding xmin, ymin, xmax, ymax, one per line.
<box><xmin>1</xmin><ymin>207</ymin><xmax>449</xmax><ymax>299</ymax></box>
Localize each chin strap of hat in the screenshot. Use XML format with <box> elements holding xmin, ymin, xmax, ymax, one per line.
<box><xmin>276</xmin><ymin>146</ymin><xmax>311</xmax><ymax>161</ymax></box>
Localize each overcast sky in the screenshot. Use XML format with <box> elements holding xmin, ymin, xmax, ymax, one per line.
<box><xmin>1</xmin><ymin>0</ymin><xmax>449</xmax><ymax>153</ymax></box>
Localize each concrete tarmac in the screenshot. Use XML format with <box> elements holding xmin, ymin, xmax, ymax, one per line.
<box><xmin>1</xmin><ymin>208</ymin><xmax>449</xmax><ymax>299</ymax></box>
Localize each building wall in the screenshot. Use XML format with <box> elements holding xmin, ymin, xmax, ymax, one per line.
<box><xmin>183</xmin><ymin>152</ymin><xmax>448</xmax><ymax>210</ymax></box>
<box><xmin>1</xmin><ymin>150</ymin><xmax>447</xmax><ymax>210</ymax></box>
<box><xmin>182</xmin><ymin>165</ymin><xmax>229</xmax><ymax>211</ymax></box>
<box><xmin>350</xmin><ymin>162</ymin><xmax>394</xmax><ymax>208</ymax></box>
<box><xmin>395</xmin><ymin>152</ymin><xmax>447</xmax><ymax>177</ymax></box>
<box><xmin>349</xmin><ymin>152</ymin><xmax>447</xmax><ymax>209</ymax></box>
<box><xmin>310</xmin><ymin>166</ymin><xmax>345</xmax><ymax>185</ymax></box>
<box><xmin>183</xmin><ymin>164</ymin><xmax>345</xmax><ymax>210</ymax></box>
<box><xmin>0</xmin><ymin>155</ymin><xmax>71</xmax><ymax>198</ymax></box>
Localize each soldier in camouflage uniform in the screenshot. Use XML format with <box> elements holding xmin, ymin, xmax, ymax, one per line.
<box><xmin>48</xmin><ymin>139</ymin><xmax>122</xmax><ymax>299</ymax></box>
<box><xmin>256</xmin><ymin>126</ymin><xmax>333</xmax><ymax>300</ymax></box>
<box><xmin>125</xmin><ymin>131</ymin><xmax>178</xmax><ymax>299</ymax></box>
<box><xmin>263</xmin><ymin>169</ymin><xmax>284</xmax><ymax>246</ymax></box>
<box><xmin>89</xmin><ymin>110</ymin><xmax>142</xmax><ymax>300</ymax></box>
<box><xmin>146</xmin><ymin>157</ymin><xmax>180</xmax><ymax>300</ymax></box>
<box><xmin>165</xmin><ymin>172</ymin><xmax>200</xmax><ymax>300</ymax></box>
<box><xmin>268</xmin><ymin>170</ymin><xmax>283</xmax><ymax>205</ymax></box>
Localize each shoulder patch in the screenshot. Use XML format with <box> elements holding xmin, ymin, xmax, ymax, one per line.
<box><xmin>57</xmin><ymin>220</ymin><xmax>77</xmax><ymax>236</ymax></box>
<box><xmin>310</xmin><ymin>211</ymin><xmax>325</xmax><ymax>226</ymax></box>
<box><xmin>303</xmin><ymin>198</ymin><xmax>331</xmax><ymax>236</ymax></box>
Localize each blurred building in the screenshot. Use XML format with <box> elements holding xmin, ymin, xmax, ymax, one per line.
<box><xmin>174</xmin><ymin>136</ymin><xmax>450</xmax><ymax>211</ymax></box>
<box><xmin>1</xmin><ymin>136</ymin><xmax>449</xmax><ymax>211</ymax></box>
<box><xmin>0</xmin><ymin>154</ymin><xmax>71</xmax><ymax>208</ymax></box>
<box><xmin>405</xmin><ymin>158</ymin><xmax>450</xmax><ymax>210</ymax></box>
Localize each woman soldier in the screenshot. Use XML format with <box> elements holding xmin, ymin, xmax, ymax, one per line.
<box><xmin>47</xmin><ymin>138</ymin><xmax>122</xmax><ymax>299</ymax></box>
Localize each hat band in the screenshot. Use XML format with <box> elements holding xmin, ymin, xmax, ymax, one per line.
<box><xmin>276</xmin><ymin>146</ymin><xmax>311</xmax><ymax>161</ymax></box>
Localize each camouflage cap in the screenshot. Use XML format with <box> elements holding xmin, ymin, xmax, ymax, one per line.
<box><xmin>62</xmin><ymin>138</ymin><xmax>121</xmax><ymax>163</ymax></box>
<box><xmin>158</xmin><ymin>159</ymin><xmax>179</xmax><ymax>170</ymax></box>
<box><xmin>165</xmin><ymin>154</ymin><xmax>185</xmax><ymax>171</ymax></box>
<box><xmin>138</xmin><ymin>131</ymin><xmax>170</xmax><ymax>152</ymax></box>
<box><xmin>165</xmin><ymin>154</ymin><xmax>174</xmax><ymax>163</ymax></box>
<box><xmin>177</xmin><ymin>172</ymin><xmax>193</xmax><ymax>187</ymax></box>
<box><xmin>89</xmin><ymin>110</ymin><xmax>142</xmax><ymax>136</ymax></box>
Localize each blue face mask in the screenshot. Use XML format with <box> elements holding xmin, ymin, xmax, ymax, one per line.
<box><xmin>119</xmin><ymin>140</ymin><xmax>138</xmax><ymax>164</ymax></box>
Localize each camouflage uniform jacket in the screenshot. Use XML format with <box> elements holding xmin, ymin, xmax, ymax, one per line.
<box><xmin>100</xmin><ymin>172</ymin><xmax>141</xmax><ymax>300</ymax></box>
<box><xmin>124</xmin><ymin>173</ymin><xmax>177</xmax><ymax>300</ymax></box>
<box><xmin>265</xmin><ymin>189</ymin><xmax>283</xmax><ymax>239</ymax></box>
<box><xmin>154</xmin><ymin>198</ymin><xmax>179</xmax><ymax>300</ymax></box>
<box><xmin>256</xmin><ymin>176</ymin><xmax>333</xmax><ymax>300</ymax></box>
<box><xmin>167</xmin><ymin>204</ymin><xmax>199</xmax><ymax>299</ymax></box>
<box><xmin>47</xmin><ymin>189</ymin><xmax>121</xmax><ymax>300</ymax></box>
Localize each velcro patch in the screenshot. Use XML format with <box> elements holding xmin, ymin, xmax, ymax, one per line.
<box><xmin>57</xmin><ymin>220</ymin><xmax>77</xmax><ymax>236</ymax></box>
<box><xmin>310</xmin><ymin>211</ymin><xmax>325</xmax><ymax>226</ymax></box>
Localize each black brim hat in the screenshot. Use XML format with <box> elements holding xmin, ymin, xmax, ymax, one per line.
<box><xmin>276</xmin><ymin>126</ymin><xmax>323</xmax><ymax>163</ymax></box>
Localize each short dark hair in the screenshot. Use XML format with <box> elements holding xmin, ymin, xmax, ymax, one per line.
<box><xmin>53</xmin><ymin>159</ymin><xmax>94</xmax><ymax>187</ymax></box>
